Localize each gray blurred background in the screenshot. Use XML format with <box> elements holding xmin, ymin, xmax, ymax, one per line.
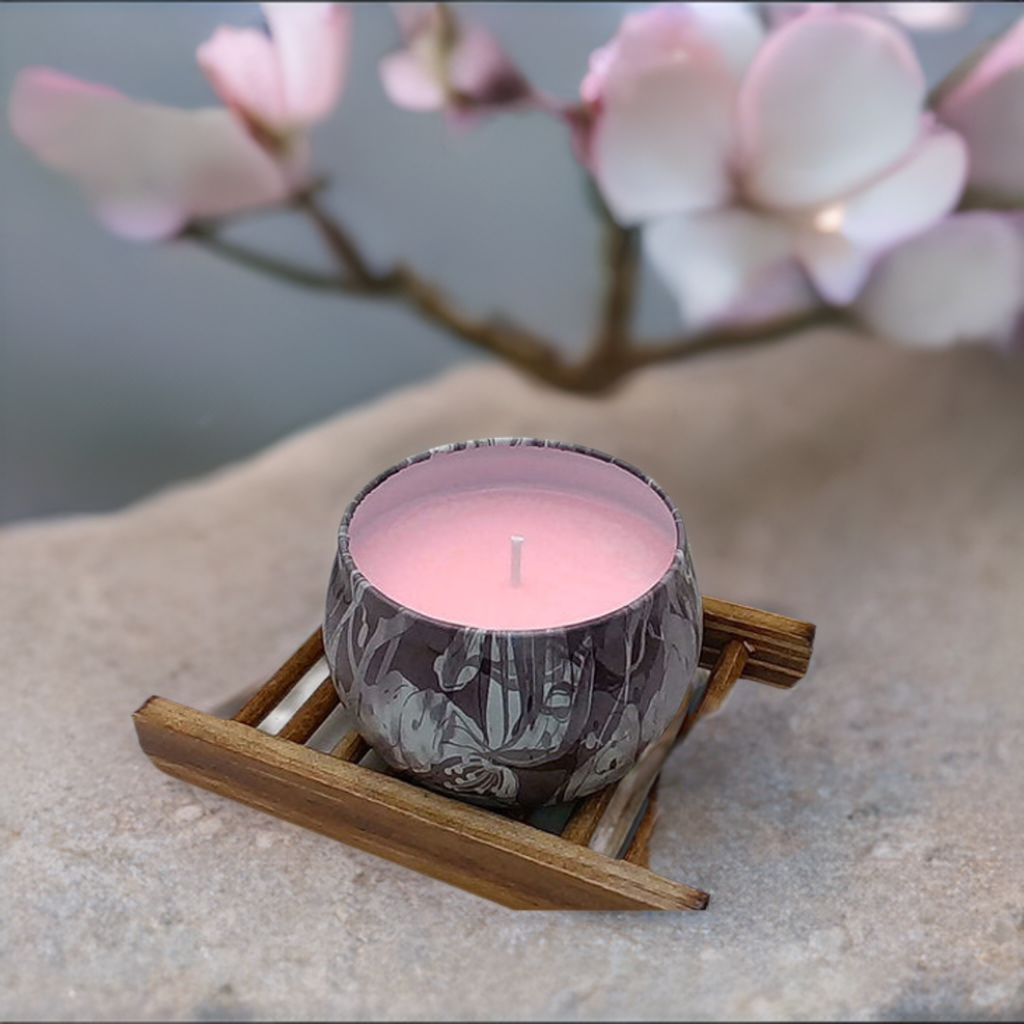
<box><xmin>1</xmin><ymin>3</ymin><xmax>1017</xmax><ymax>525</ymax></box>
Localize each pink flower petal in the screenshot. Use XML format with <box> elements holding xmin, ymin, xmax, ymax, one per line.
<box><xmin>449</xmin><ymin>24</ymin><xmax>531</xmax><ymax>107</ymax></box>
<box><xmin>768</xmin><ymin>3</ymin><xmax>971</xmax><ymax>33</ymax></box>
<box><xmin>938</xmin><ymin>17</ymin><xmax>1024</xmax><ymax>202</ymax></box>
<box><xmin>839</xmin><ymin>129</ymin><xmax>967</xmax><ymax>246</ymax></box>
<box><xmin>379</xmin><ymin>49</ymin><xmax>446</xmax><ymax>110</ymax></box>
<box><xmin>261</xmin><ymin>3</ymin><xmax>351</xmax><ymax>124</ymax></box>
<box><xmin>683</xmin><ymin>2</ymin><xmax>766</xmax><ymax>80</ymax></box>
<box><xmin>719</xmin><ymin>260</ymin><xmax>820</xmax><ymax>326</ymax></box>
<box><xmin>740</xmin><ymin>11</ymin><xmax>926</xmax><ymax>209</ymax></box>
<box><xmin>197</xmin><ymin>26</ymin><xmax>288</xmax><ymax>130</ymax></box>
<box><xmin>380</xmin><ymin>5</ymin><xmax>529</xmax><ymax>115</ymax></box>
<box><xmin>9</xmin><ymin>67</ymin><xmax>288</xmax><ymax>240</ymax></box>
<box><xmin>854</xmin><ymin>212</ymin><xmax>1024</xmax><ymax>347</ymax></box>
<box><xmin>884</xmin><ymin>3</ymin><xmax>971</xmax><ymax>32</ymax></box>
<box><xmin>795</xmin><ymin>129</ymin><xmax>967</xmax><ymax>303</ymax></box>
<box><xmin>643</xmin><ymin>208</ymin><xmax>796</xmax><ymax>326</ymax></box>
<box><xmin>582</xmin><ymin>3</ymin><xmax>761</xmax><ymax>103</ymax></box>
<box><xmin>580</xmin><ymin>4</ymin><xmax>763</xmax><ymax>219</ymax></box>
<box><xmin>592</xmin><ymin>61</ymin><xmax>736</xmax><ymax>223</ymax></box>
<box><xmin>795</xmin><ymin>228</ymin><xmax>875</xmax><ymax>304</ymax></box>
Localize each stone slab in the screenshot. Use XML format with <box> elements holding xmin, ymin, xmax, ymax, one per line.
<box><xmin>1</xmin><ymin>330</ymin><xmax>1023</xmax><ymax>1020</ymax></box>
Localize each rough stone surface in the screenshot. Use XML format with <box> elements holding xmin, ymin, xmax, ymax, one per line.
<box><xmin>2</xmin><ymin>331</ymin><xmax>1023</xmax><ymax>1021</ymax></box>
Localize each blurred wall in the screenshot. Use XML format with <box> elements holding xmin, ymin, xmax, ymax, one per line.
<box><xmin>0</xmin><ymin>3</ymin><xmax>1017</xmax><ymax>524</ymax></box>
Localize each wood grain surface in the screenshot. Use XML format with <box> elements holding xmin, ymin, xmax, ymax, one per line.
<box><xmin>133</xmin><ymin>596</ymin><xmax>813</xmax><ymax>911</ymax></box>
<box><xmin>135</xmin><ymin>697</ymin><xmax>709</xmax><ymax>911</ymax></box>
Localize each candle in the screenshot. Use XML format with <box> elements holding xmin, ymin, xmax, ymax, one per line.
<box><xmin>325</xmin><ymin>439</ymin><xmax>703</xmax><ymax>809</ymax></box>
<box><xmin>349</xmin><ymin>480</ymin><xmax>676</xmax><ymax>631</ymax></box>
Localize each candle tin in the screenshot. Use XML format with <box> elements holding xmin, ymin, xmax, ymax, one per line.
<box><xmin>324</xmin><ymin>439</ymin><xmax>704</xmax><ymax>809</ymax></box>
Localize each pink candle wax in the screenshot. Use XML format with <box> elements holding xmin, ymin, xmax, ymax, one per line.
<box><xmin>348</xmin><ymin>444</ymin><xmax>678</xmax><ymax>630</ymax></box>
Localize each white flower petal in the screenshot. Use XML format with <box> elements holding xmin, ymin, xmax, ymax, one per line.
<box><xmin>684</xmin><ymin>3</ymin><xmax>766</xmax><ymax>80</ymax></box>
<box><xmin>796</xmin><ymin>228</ymin><xmax>875</xmax><ymax>303</ymax></box>
<box><xmin>196</xmin><ymin>27</ymin><xmax>289</xmax><ymax>131</ymax></box>
<box><xmin>841</xmin><ymin>129</ymin><xmax>967</xmax><ymax>246</ymax></box>
<box><xmin>721</xmin><ymin>261</ymin><xmax>820</xmax><ymax>325</ymax></box>
<box><xmin>796</xmin><ymin>129</ymin><xmax>967</xmax><ymax>303</ymax></box>
<box><xmin>592</xmin><ymin>4</ymin><xmax>762</xmax><ymax>88</ymax></box>
<box><xmin>938</xmin><ymin>18</ymin><xmax>1024</xmax><ymax>202</ymax></box>
<box><xmin>741</xmin><ymin>11</ymin><xmax>926</xmax><ymax>208</ymax></box>
<box><xmin>767</xmin><ymin>4</ymin><xmax>971</xmax><ymax>34</ymax></box>
<box><xmin>9</xmin><ymin>67</ymin><xmax>288</xmax><ymax>240</ymax></box>
<box><xmin>884</xmin><ymin>3</ymin><xmax>971</xmax><ymax>32</ymax></box>
<box><xmin>855</xmin><ymin>212</ymin><xmax>1024</xmax><ymax>347</ymax></box>
<box><xmin>262</xmin><ymin>3</ymin><xmax>351</xmax><ymax>124</ymax></box>
<box><xmin>644</xmin><ymin>208</ymin><xmax>795</xmax><ymax>326</ymax></box>
<box><xmin>378</xmin><ymin>49</ymin><xmax>445</xmax><ymax>110</ymax></box>
<box><xmin>593</xmin><ymin>61</ymin><xmax>735</xmax><ymax>223</ymax></box>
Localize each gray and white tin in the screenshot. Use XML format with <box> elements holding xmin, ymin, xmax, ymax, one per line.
<box><xmin>324</xmin><ymin>439</ymin><xmax>703</xmax><ymax>809</ymax></box>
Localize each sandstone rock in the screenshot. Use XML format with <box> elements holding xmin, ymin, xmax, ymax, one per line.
<box><xmin>2</xmin><ymin>331</ymin><xmax>1022</xmax><ymax>1019</ymax></box>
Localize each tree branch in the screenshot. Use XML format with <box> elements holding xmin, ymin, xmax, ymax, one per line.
<box><xmin>292</xmin><ymin>190</ymin><xmax>387</xmax><ymax>288</ymax></box>
<box><xmin>957</xmin><ymin>188</ymin><xmax>1024</xmax><ymax>213</ymax></box>
<box><xmin>626</xmin><ymin>306</ymin><xmax>855</xmax><ymax>373</ymax></box>
<box><xmin>183</xmin><ymin>225</ymin><xmax>345</xmax><ymax>292</ymax></box>
<box><xmin>184</xmin><ymin>193</ymin><xmax>849</xmax><ymax>395</ymax></box>
<box><xmin>592</xmin><ymin>216</ymin><xmax>640</xmax><ymax>367</ymax></box>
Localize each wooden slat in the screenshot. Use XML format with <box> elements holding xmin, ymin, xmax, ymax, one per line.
<box><xmin>331</xmin><ymin>730</ymin><xmax>370</xmax><ymax>763</ymax></box>
<box><xmin>559</xmin><ymin>616</ymin><xmax>769</xmax><ymax>852</ymax></box>
<box><xmin>622</xmin><ymin>784</ymin><xmax>659</xmax><ymax>868</ymax></box>
<box><xmin>560</xmin><ymin>786</ymin><xmax>616</xmax><ymax>845</ymax></box>
<box><xmin>588</xmin><ymin>638</ymin><xmax>751</xmax><ymax>859</ymax></box>
<box><xmin>134</xmin><ymin>697</ymin><xmax>708</xmax><ymax>911</ymax></box>
<box><xmin>233</xmin><ymin>628</ymin><xmax>325</xmax><ymax>727</ymax></box>
<box><xmin>276</xmin><ymin>676</ymin><xmax>338</xmax><ymax>744</ymax></box>
<box><xmin>678</xmin><ymin>638</ymin><xmax>751</xmax><ymax>746</ymax></box>
<box><xmin>697</xmin><ymin>639</ymin><xmax>751</xmax><ymax>718</ymax></box>
<box><xmin>213</xmin><ymin>597</ymin><xmax>812</xmax><ymax>726</ymax></box>
<box><xmin>700</xmin><ymin>597</ymin><xmax>814</xmax><ymax>688</ymax></box>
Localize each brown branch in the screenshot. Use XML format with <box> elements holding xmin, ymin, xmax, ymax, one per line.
<box><xmin>183</xmin><ymin>225</ymin><xmax>346</xmax><ymax>292</ymax></box>
<box><xmin>626</xmin><ymin>306</ymin><xmax>854</xmax><ymax>374</ymax></box>
<box><xmin>387</xmin><ymin>263</ymin><xmax>567</xmax><ymax>380</ymax></box>
<box><xmin>593</xmin><ymin>219</ymin><xmax>640</xmax><ymax>367</ymax></box>
<box><xmin>295</xmin><ymin>193</ymin><xmax>569</xmax><ymax>379</ymax></box>
<box><xmin>957</xmin><ymin>188</ymin><xmax>1024</xmax><ymax>213</ymax></box>
<box><xmin>186</xmin><ymin>194</ymin><xmax>848</xmax><ymax>395</ymax></box>
<box><xmin>292</xmin><ymin>190</ymin><xmax>386</xmax><ymax>288</ymax></box>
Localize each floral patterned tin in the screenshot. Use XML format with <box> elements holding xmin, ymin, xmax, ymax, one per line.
<box><xmin>323</xmin><ymin>439</ymin><xmax>703</xmax><ymax>809</ymax></box>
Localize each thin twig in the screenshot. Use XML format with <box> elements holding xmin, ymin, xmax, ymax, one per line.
<box><xmin>582</xmin><ymin>173</ymin><xmax>640</xmax><ymax>368</ymax></box>
<box><xmin>626</xmin><ymin>306</ymin><xmax>854</xmax><ymax>372</ymax></box>
<box><xmin>593</xmin><ymin>220</ymin><xmax>640</xmax><ymax>366</ymax></box>
<box><xmin>957</xmin><ymin>188</ymin><xmax>1024</xmax><ymax>212</ymax></box>
<box><xmin>184</xmin><ymin>226</ymin><xmax>344</xmax><ymax>292</ymax></box>
<box><xmin>389</xmin><ymin>263</ymin><xmax>568</xmax><ymax>379</ymax></box>
<box><xmin>293</xmin><ymin>191</ymin><xmax>386</xmax><ymax>288</ymax></box>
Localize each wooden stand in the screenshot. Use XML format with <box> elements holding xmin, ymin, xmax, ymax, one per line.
<box><xmin>133</xmin><ymin>597</ymin><xmax>814</xmax><ymax>911</ymax></box>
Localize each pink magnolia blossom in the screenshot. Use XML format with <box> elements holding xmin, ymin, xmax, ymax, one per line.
<box><xmin>881</xmin><ymin>3</ymin><xmax>971</xmax><ymax>32</ymax></box>
<box><xmin>378</xmin><ymin>3</ymin><xmax>533</xmax><ymax>119</ymax></box>
<box><xmin>198</xmin><ymin>2</ymin><xmax>350</xmax><ymax>157</ymax></box>
<box><xmin>8</xmin><ymin>4</ymin><xmax>350</xmax><ymax>241</ymax></box>
<box><xmin>769</xmin><ymin>4</ymin><xmax>972</xmax><ymax>33</ymax></box>
<box><xmin>584</xmin><ymin>7</ymin><xmax>968</xmax><ymax>327</ymax></box>
<box><xmin>8</xmin><ymin>68</ymin><xmax>289</xmax><ymax>241</ymax></box>
<box><xmin>938</xmin><ymin>17</ymin><xmax>1024</xmax><ymax>203</ymax></box>
<box><xmin>855</xmin><ymin>212</ymin><xmax>1024</xmax><ymax>347</ymax></box>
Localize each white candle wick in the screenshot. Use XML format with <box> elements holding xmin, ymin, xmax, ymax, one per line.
<box><xmin>510</xmin><ymin>534</ymin><xmax>524</xmax><ymax>587</ymax></box>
